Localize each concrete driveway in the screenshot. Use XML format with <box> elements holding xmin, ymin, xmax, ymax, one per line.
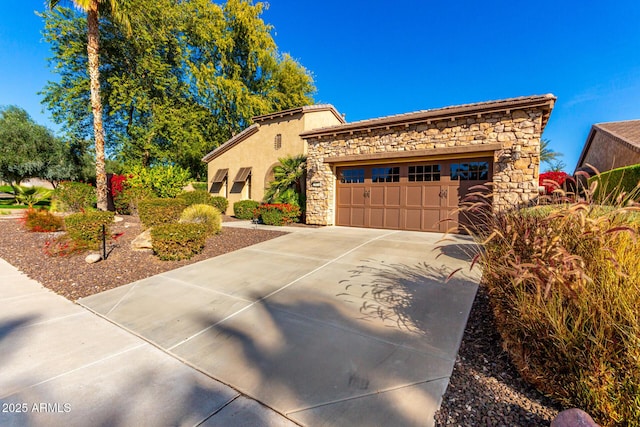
<box><xmin>79</xmin><ymin>225</ymin><xmax>481</xmax><ymax>426</ymax></box>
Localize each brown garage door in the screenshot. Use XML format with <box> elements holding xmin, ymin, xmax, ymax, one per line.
<box><xmin>336</xmin><ymin>159</ymin><xmax>492</xmax><ymax>232</ymax></box>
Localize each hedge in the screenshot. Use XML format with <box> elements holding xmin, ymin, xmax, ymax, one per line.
<box><xmin>177</xmin><ymin>190</ymin><xmax>228</xmax><ymax>213</ymax></box>
<box><xmin>64</xmin><ymin>211</ymin><xmax>114</xmax><ymax>249</ymax></box>
<box><xmin>589</xmin><ymin>164</ymin><xmax>640</xmax><ymax>204</ymax></box>
<box><xmin>138</xmin><ymin>198</ymin><xmax>187</xmax><ymax>228</ymax></box>
<box><xmin>233</xmin><ymin>200</ymin><xmax>259</xmax><ymax>219</ymax></box>
<box><xmin>256</xmin><ymin>203</ymin><xmax>301</xmax><ymax>225</ymax></box>
<box><xmin>151</xmin><ymin>223</ymin><xmax>207</xmax><ymax>260</ymax></box>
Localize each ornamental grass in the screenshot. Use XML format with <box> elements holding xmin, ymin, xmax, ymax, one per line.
<box><xmin>459</xmin><ymin>175</ymin><xmax>640</xmax><ymax>426</ymax></box>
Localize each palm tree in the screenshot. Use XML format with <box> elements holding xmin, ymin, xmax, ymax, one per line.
<box><xmin>540</xmin><ymin>138</ymin><xmax>563</xmax><ymax>166</ymax></box>
<box><xmin>48</xmin><ymin>0</ymin><xmax>130</xmax><ymax>210</ymax></box>
<box><xmin>264</xmin><ymin>154</ymin><xmax>307</xmax><ymax>206</ymax></box>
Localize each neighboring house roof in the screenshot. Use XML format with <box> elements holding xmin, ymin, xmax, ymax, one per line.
<box><xmin>576</xmin><ymin>120</ymin><xmax>640</xmax><ymax>169</ymax></box>
<box><xmin>201</xmin><ymin>104</ymin><xmax>345</xmax><ymax>163</ymax></box>
<box><xmin>252</xmin><ymin>104</ymin><xmax>345</xmax><ymax>124</ymax></box>
<box><xmin>301</xmin><ymin>94</ymin><xmax>556</xmax><ymax>139</ymax></box>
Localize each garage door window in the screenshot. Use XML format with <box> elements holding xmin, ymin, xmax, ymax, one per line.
<box><xmin>372</xmin><ymin>167</ymin><xmax>400</xmax><ymax>183</ymax></box>
<box><xmin>340</xmin><ymin>168</ymin><xmax>365</xmax><ymax>183</ymax></box>
<box><xmin>408</xmin><ymin>165</ymin><xmax>441</xmax><ymax>182</ymax></box>
<box><xmin>450</xmin><ymin>162</ymin><xmax>489</xmax><ymax>180</ymax></box>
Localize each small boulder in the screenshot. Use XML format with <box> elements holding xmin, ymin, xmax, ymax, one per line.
<box><xmin>114</xmin><ymin>216</ymin><xmax>124</xmax><ymax>222</ymax></box>
<box><xmin>551</xmin><ymin>409</ymin><xmax>600</xmax><ymax>427</ymax></box>
<box><xmin>85</xmin><ymin>253</ymin><xmax>102</xmax><ymax>264</ymax></box>
<box><xmin>131</xmin><ymin>229</ymin><xmax>153</xmax><ymax>250</ymax></box>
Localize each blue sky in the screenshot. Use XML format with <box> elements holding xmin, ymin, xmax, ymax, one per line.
<box><xmin>2</xmin><ymin>1</ymin><xmax>640</xmax><ymax>171</ymax></box>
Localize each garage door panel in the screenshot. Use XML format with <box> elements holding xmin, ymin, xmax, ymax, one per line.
<box><xmin>423</xmin><ymin>209</ymin><xmax>441</xmax><ymax>232</ymax></box>
<box><xmin>369</xmin><ymin>208</ymin><xmax>384</xmax><ymax>228</ymax></box>
<box><xmin>384</xmin><ymin>208</ymin><xmax>400</xmax><ymax>228</ymax></box>
<box><xmin>423</xmin><ymin>186</ymin><xmax>441</xmax><ymax>208</ymax></box>
<box><xmin>350</xmin><ymin>207</ymin><xmax>365</xmax><ymax>227</ymax></box>
<box><xmin>369</xmin><ymin>187</ymin><xmax>384</xmax><ymax>206</ymax></box>
<box><xmin>385</xmin><ymin>186</ymin><xmax>401</xmax><ymax>206</ymax></box>
<box><xmin>405</xmin><ymin>186</ymin><xmax>423</xmax><ymax>207</ymax></box>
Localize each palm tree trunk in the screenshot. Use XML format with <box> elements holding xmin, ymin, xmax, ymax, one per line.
<box><xmin>87</xmin><ymin>1</ymin><xmax>107</xmax><ymax>211</ymax></box>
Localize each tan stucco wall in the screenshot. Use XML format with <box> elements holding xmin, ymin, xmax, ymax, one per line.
<box><xmin>206</xmin><ymin>109</ymin><xmax>343</xmax><ymax>213</ymax></box>
<box><xmin>305</xmin><ymin>108</ymin><xmax>546</xmax><ymax>226</ymax></box>
<box><xmin>581</xmin><ymin>130</ymin><xmax>640</xmax><ymax>173</ymax></box>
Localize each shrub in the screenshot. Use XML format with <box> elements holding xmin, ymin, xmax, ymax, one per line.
<box><xmin>256</xmin><ymin>203</ymin><xmax>301</xmax><ymax>225</ymax></box>
<box><xmin>589</xmin><ymin>164</ymin><xmax>640</xmax><ymax>205</ymax></box>
<box><xmin>191</xmin><ymin>182</ymin><xmax>207</xmax><ymax>191</ymax></box>
<box><xmin>114</xmin><ymin>180</ymin><xmax>154</xmax><ymax>215</ymax></box>
<box><xmin>52</xmin><ymin>181</ymin><xmax>96</xmax><ymax>212</ymax></box>
<box><xmin>125</xmin><ymin>164</ymin><xmax>191</xmax><ymax>198</ymax></box>
<box><xmin>150</xmin><ymin>223</ymin><xmax>207</xmax><ymax>260</ymax></box>
<box><xmin>233</xmin><ymin>200</ymin><xmax>260</xmax><ymax>219</ymax></box>
<box><xmin>177</xmin><ymin>190</ymin><xmax>228</xmax><ymax>213</ymax></box>
<box><xmin>12</xmin><ymin>185</ymin><xmax>52</xmax><ymax>208</ymax></box>
<box><xmin>138</xmin><ymin>198</ymin><xmax>187</xmax><ymax>228</ymax></box>
<box><xmin>110</xmin><ymin>174</ymin><xmax>129</xmax><ymax>198</ymax></box>
<box><xmin>180</xmin><ymin>204</ymin><xmax>222</xmax><ymax>235</ymax></box>
<box><xmin>468</xmin><ymin>198</ymin><xmax>640</xmax><ymax>426</ymax></box>
<box><xmin>539</xmin><ymin>171</ymin><xmax>570</xmax><ymax>195</ymax></box>
<box><xmin>43</xmin><ymin>235</ymin><xmax>80</xmax><ymax>257</ymax></box>
<box><xmin>64</xmin><ymin>211</ymin><xmax>114</xmax><ymax>249</ymax></box>
<box><xmin>22</xmin><ymin>208</ymin><xmax>63</xmax><ymax>232</ymax></box>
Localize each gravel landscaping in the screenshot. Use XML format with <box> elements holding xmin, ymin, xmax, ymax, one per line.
<box><xmin>0</xmin><ymin>214</ymin><xmax>563</xmax><ymax>424</ymax></box>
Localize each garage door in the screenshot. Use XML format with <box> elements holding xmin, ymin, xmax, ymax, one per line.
<box><xmin>336</xmin><ymin>159</ymin><xmax>492</xmax><ymax>232</ymax></box>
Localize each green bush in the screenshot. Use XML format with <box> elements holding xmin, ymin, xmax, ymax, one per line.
<box><xmin>211</xmin><ymin>196</ymin><xmax>228</xmax><ymax>214</ymax></box>
<box><xmin>256</xmin><ymin>203</ymin><xmax>301</xmax><ymax>225</ymax></box>
<box><xmin>125</xmin><ymin>164</ymin><xmax>191</xmax><ymax>198</ymax></box>
<box><xmin>151</xmin><ymin>223</ymin><xmax>207</xmax><ymax>260</ymax></box>
<box><xmin>589</xmin><ymin>164</ymin><xmax>640</xmax><ymax>205</ymax></box>
<box><xmin>22</xmin><ymin>208</ymin><xmax>63</xmax><ymax>232</ymax></box>
<box><xmin>191</xmin><ymin>182</ymin><xmax>207</xmax><ymax>191</ymax></box>
<box><xmin>64</xmin><ymin>211</ymin><xmax>114</xmax><ymax>249</ymax></box>
<box><xmin>12</xmin><ymin>186</ymin><xmax>52</xmax><ymax>208</ymax></box>
<box><xmin>233</xmin><ymin>200</ymin><xmax>260</xmax><ymax>219</ymax></box>
<box><xmin>138</xmin><ymin>198</ymin><xmax>187</xmax><ymax>228</ymax></box>
<box><xmin>114</xmin><ymin>182</ymin><xmax>154</xmax><ymax>215</ymax></box>
<box><xmin>52</xmin><ymin>182</ymin><xmax>96</xmax><ymax>212</ymax></box>
<box><xmin>180</xmin><ymin>204</ymin><xmax>222</xmax><ymax>235</ymax></box>
<box><xmin>471</xmin><ymin>200</ymin><xmax>640</xmax><ymax>426</ymax></box>
<box><xmin>177</xmin><ymin>191</ymin><xmax>229</xmax><ymax>213</ymax></box>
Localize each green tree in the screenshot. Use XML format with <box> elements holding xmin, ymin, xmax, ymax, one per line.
<box><xmin>47</xmin><ymin>0</ymin><xmax>131</xmax><ymax>211</ymax></box>
<box><xmin>264</xmin><ymin>154</ymin><xmax>307</xmax><ymax>207</ymax></box>
<box><xmin>41</xmin><ymin>0</ymin><xmax>315</xmax><ymax>180</ymax></box>
<box><xmin>0</xmin><ymin>106</ymin><xmax>66</xmax><ymax>185</ymax></box>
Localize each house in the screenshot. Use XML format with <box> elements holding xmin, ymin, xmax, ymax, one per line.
<box><xmin>575</xmin><ymin>120</ymin><xmax>640</xmax><ymax>174</ymax></box>
<box><xmin>204</xmin><ymin>94</ymin><xmax>556</xmax><ymax>232</ymax></box>
<box><xmin>302</xmin><ymin>94</ymin><xmax>556</xmax><ymax>232</ymax></box>
<box><xmin>202</xmin><ymin>105</ymin><xmax>345</xmax><ymax>212</ymax></box>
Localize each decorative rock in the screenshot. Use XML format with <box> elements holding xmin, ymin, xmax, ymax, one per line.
<box><xmin>131</xmin><ymin>229</ymin><xmax>153</xmax><ymax>250</ymax></box>
<box><xmin>113</xmin><ymin>216</ymin><xmax>124</xmax><ymax>222</ymax></box>
<box><xmin>551</xmin><ymin>408</ymin><xmax>600</xmax><ymax>427</ymax></box>
<box><xmin>85</xmin><ymin>253</ymin><xmax>102</xmax><ymax>264</ymax></box>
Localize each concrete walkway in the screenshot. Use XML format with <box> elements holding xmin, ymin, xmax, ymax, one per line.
<box><xmin>0</xmin><ymin>258</ymin><xmax>297</xmax><ymax>427</ymax></box>
<box><xmin>78</xmin><ymin>226</ymin><xmax>481</xmax><ymax>426</ymax></box>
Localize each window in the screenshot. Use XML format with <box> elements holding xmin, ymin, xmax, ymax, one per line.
<box><xmin>408</xmin><ymin>164</ymin><xmax>441</xmax><ymax>182</ymax></box>
<box><xmin>450</xmin><ymin>161</ymin><xmax>489</xmax><ymax>181</ymax></box>
<box><xmin>372</xmin><ymin>167</ymin><xmax>400</xmax><ymax>183</ymax></box>
<box><xmin>274</xmin><ymin>134</ymin><xmax>282</xmax><ymax>150</ymax></box>
<box><xmin>340</xmin><ymin>168</ymin><xmax>365</xmax><ymax>183</ymax></box>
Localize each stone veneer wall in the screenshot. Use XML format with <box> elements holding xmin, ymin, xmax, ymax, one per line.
<box><xmin>305</xmin><ymin>108</ymin><xmax>545</xmax><ymax>226</ymax></box>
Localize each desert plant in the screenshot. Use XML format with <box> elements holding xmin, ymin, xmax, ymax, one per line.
<box><xmin>179</xmin><ymin>204</ymin><xmax>222</xmax><ymax>235</ymax></box>
<box><xmin>233</xmin><ymin>200</ymin><xmax>260</xmax><ymax>219</ymax></box>
<box><xmin>52</xmin><ymin>181</ymin><xmax>96</xmax><ymax>212</ymax></box>
<box><xmin>64</xmin><ymin>211</ymin><xmax>114</xmax><ymax>249</ymax></box>
<box><xmin>462</xmin><ymin>191</ymin><xmax>640</xmax><ymax>426</ymax></box>
<box><xmin>256</xmin><ymin>203</ymin><xmax>301</xmax><ymax>225</ymax></box>
<box><xmin>264</xmin><ymin>154</ymin><xmax>306</xmax><ymax>208</ymax></box>
<box><xmin>11</xmin><ymin>185</ymin><xmax>52</xmax><ymax>208</ymax></box>
<box><xmin>150</xmin><ymin>223</ymin><xmax>207</xmax><ymax>260</ymax></box>
<box><xmin>138</xmin><ymin>197</ymin><xmax>187</xmax><ymax>228</ymax></box>
<box><xmin>22</xmin><ymin>208</ymin><xmax>63</xmax><ymax>232</ymax></box>
<box><xmin>43</xmin><ymin>235</ymin><xmax>81</xmax><ymax>257</ymax></box>
<box><xmin>177</xmin><ymin>190</ymin><xmax>228</xmax><ymax>214</ymax></box>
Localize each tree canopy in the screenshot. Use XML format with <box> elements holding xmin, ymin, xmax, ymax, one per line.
<box><xmin>40</xmin><ymin>0</ymin><xmax>316</xmax><ymax>180</ymax></box>
<box><xmin>0</xmin><ymin>105</ymin><xmax>83</xmax><ymax>185</ymax></box>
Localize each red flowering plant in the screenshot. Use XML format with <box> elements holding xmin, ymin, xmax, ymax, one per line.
<box><xmin>539</xmin><ymin>171</ymin><xmax>570</xmax><ymax>195</ymax></box>
<box><xmin>256</xmin><ymin>203</ymin><xmax>301</xmax><ymax>226</ymax></box>
<box><xmin>110</xmin><ymin>174</ymin><xmax>129</xmax><ymax>198</ymax></box>
<box><xmin>21</xmin><ymin>209</ymin><xmax>64</xmax><ymax>232</ymax></box>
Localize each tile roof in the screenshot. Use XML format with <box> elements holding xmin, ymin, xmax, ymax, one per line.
<box><xmin>301</xmin><ymin>94</ymin><xmax>556</xmax><ymax>138</ymax></box>
<box><xmin>594</xmin><ymin>120</ymin><xmax>640</xmax><ymax>149</ymax></box>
